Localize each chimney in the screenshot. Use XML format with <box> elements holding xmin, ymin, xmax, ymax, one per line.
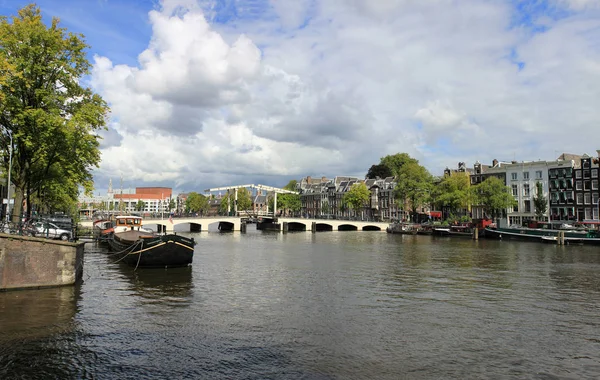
<box><xmin>322</xmin><ymin>176</ymin><xmax>327</xmax><ymax>182</ymax></box>
<box><xmin>492</xmin><ymin>159</ymin><xmax>498</xmax><ymax>167</ymax></box>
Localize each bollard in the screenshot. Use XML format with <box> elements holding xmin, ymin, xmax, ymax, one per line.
<box><xmin>473</xmin><ymin>227</ymin><xmax>479</xmax><ymax>240</ymax></box>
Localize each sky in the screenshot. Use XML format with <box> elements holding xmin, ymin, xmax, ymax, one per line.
<box><xmin>2</xmin><ymin>0</ymin><xmax>600</xmax><ymax>196</ymax></box>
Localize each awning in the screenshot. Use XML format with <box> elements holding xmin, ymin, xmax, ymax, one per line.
<box><xmin>428</xmin><ymin>211</ymin><xmax>442</xmax><ymax>218</ymax></box>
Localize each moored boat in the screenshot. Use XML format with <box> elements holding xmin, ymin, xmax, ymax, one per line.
<box><xmin>432</xmin><ymin>225</ymin><xmax>477</xmax><ymax>238</ymax></box>
<box><xmin>484</xmin><ymin>226</ymin><xmax>600</xmax><ymax>245</ymax></box>
<box><xmin>93</xmin><ymin>219</ymin><xmax>114</xmax><ymax>243</ymax></box>
<box><xmin>387</xmin><ymin>222</ymin><xmax>419</xmax><ymax>235</ymax></box>
<box><xmin>107</xmin><ymin>216</ymin><xmax>195</xmax><ymax>268</ymax></box>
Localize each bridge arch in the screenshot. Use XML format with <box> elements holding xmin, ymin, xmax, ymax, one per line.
<box><xmin>315</xmin><ymin>223</ymin><xmax>333</xmax><ymax>232</ymax></box>
<box><xmin>362</xmin><ymin>225</ymin><xmax>382</xmax><ymax>231</ymax></box>
<box><xmin>218</xmin><ymin>221</ymin><xmax>235</xmax><ymax>232</ymax></box>
<box><xmin>338</xmin><ymin>224</ymin><xmax>358</xmax><ymax>231</ymax></box>
<box><xmin>287</xmin><ymin>222</ymin><xmax>307</xmax><ymax>232</ymax></box>
<box><xmin>173</xmin><ymin>222</ymin><xmax>202</xmax><ymax>232</ymax></box>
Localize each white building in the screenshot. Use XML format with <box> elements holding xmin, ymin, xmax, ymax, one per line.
<box><xmin>504</xmin><ymin>160</ymin><xmax>574</xmax><ymax>226</ymax></box>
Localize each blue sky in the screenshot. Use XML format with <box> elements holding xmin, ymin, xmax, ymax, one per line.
<box><xmin>2</xmin><ymin>0</ymin><xmax>600</xmax><ymax>194</ymax></box>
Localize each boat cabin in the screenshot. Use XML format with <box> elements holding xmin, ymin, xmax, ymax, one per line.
<box><xmin>115</xmin><ymin>216</ymin><xmax>144</xmax><ymax>230</ymax></box>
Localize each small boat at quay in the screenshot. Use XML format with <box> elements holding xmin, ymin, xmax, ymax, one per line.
<box><xmin>432</xmin><ymin>224</ymin><xmax>478</xmax><ymax>238</ymax></box>
<box><xmin>484</xmin><ymin>225</ymin><xmax>600</xmax><ymax>245</ymax></box>
<box><xmin>93</xmin><ymin>219</ymin><xmax>114</xmax><ymax>244</ymax></box>
<box><xmin>107</xmin><ymin>216</ymin><xmax>195</xmax><ymax>268</ymax></box>
<box><xmin>386</xmin><ymin>222</ymin><xmax>419</xmax><ymax>235</ymax></box>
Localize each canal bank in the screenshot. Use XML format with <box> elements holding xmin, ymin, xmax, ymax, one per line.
<box><xmin>0</xmin><ymin>233</ymin><xmax>85</xmax><ymax>291</ymax></box>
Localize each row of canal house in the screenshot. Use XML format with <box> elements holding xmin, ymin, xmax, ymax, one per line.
<box><xmin>468</xmin><ymin>151</ymin><xmax>600</xmax><ymax>227</ymax></box>
<box><xmin>297</xmin><ymin>176</ymin><xmax>402</xmax><ymax>221</ymax></box>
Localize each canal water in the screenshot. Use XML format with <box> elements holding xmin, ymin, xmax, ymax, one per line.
<box><xmin>2</xmin><ymin>228</ymin><xmax>600</xmax><ymax>379</ymax></box>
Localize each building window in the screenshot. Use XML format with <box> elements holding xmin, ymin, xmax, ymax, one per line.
<box><xmin>511</xmin><ymin>173</ymin><xmax>518</xmax><ymax>181</ymax></box>
<box><xmin>592</xmin><ymin>180</ymin><xmax>598</xmax><ymax>190</ymax></box>
<box><xmin>549</xmin><ymin>169</ymin><xmax>557</xmax><ymax>178</ymax></box>
<box><xmin>513</xmin><ymin>204</ymin><xmax>518</xmax><ymax>212</ymax></box>
<box><xmin>593</xmin><ymin>193</ymin><xmax>599</xmax><ymax>205</ymax></box>
<box><xmin>585</xmin><ymin>181</ymin><xmax>591</xmax><ymax>191</ymax></box>
<box><xmin>585</xmin><ymin>208</ymin><xmax>591</xmax><ymax>220</ymax></box>
<box><xmin>576</xmin><ymin>181</ymin><xmax>582</xmax><ymax>190</ymax></box>
<box><xmin>524</xmin><ymin>200</ymin><xmax>531</xmax><ymax>212</ymax></box>
<box><xmin>535</xmin><ymin>170</ymin><xmax>543</xmax><ymax>179</ymax></box>
<box><xmin>577</xmin><ymin>193</ymin><xmax>584</xmax><ymax>204</ymax></box>
<box><xmin>512</xmin><ymin>184</ymin><xmax>518</xmax><ymax>196</ymax></box>
<box><xmin>592</xmin><ymin>169</ymin><xmax>598</xmax><ymax>178</ymax></box>
<box><xmin>576</xmin><ymin>170</ymin><xmax>582</xmax><ymax>179</ymax></box>
<box><xmin>594</xmin><ymin>207</ymin><xmax>599</xmax><ymax>220</ymax></box>
<box><xmin>585</xmin><ymin>193</ymin><xmax>591</xmax><ymax>204</ymax></box>
<box><xmin>523</xmin><ymin>184</ymin><xmax>530</xmax><ymax>196</ymax></box>
<box><xmin>523</xmin><ymin>172</ymin><xmax>530</xmax><ymax>180</ymax></box>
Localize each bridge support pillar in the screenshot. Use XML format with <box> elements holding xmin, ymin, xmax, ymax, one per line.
<box><xmin>282</xmin><ymin>222</ymin><xmax>288</xmax><ymax>233</ymax></box>
<box><xmin>311</xmin><ymin>222</ymin><xmax>316</xmax><ymax>233</ymax></box>
<box><xmin>241</xmin><ymin>222</ymin><xmax>247</xmax><ymax>233</ymax></box>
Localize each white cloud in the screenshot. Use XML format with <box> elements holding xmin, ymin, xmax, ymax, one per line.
<box><xmin>90</xmin><ymin>0</ymin><xmax>600</xmax><ymax>192</ymax></box>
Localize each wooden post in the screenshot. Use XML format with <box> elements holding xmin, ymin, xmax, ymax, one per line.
<box><xmin>473</xmin><ymin>227</ymin><xmax>479</xmax><ymax>240</ymax></box>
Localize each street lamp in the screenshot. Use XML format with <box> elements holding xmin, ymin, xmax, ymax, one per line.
<box><xmin>4</xmin><ymin>129</ymin><xmax>12</xmax><ymax>223</ymax></box>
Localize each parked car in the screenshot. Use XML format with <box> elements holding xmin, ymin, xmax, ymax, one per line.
<box><xmin>32</xmin><ymin>221</ymin><xmax>72</xmax><ymax>241</ymax></box>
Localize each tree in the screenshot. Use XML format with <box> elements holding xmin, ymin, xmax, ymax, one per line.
<box><xmin>471</xmin><ymin>176</ymin><xmax>516</xmax><ymax>221</ymax></box>
<box><xmin>533</xmin><ymin>181</ymin><xmax>547</xmax><ymax>220</ymax></box>
<box><xmin>380</xmin><ymin>153</ymin><xmax>419</xmax><ymax>177</ymax></box>
<box><xmin>218</xmin><ymin>188</ymin><xmax>252</xmax><ymax>215</ymax></box>
<box><xmin>343</xmin><ymin>182</ymin><xmax>370</xmax><ymax>216</ymax></box>
<box><xmin>276</xmin><ymin>180</ymin><xmax>300</xmax><ymax>216</ymax></box>
<box><xmin>394</xmin><ymin>162</ymin><xmax>432</xmax><ymax>222</ymax></box>
<box><xmin>169</xmin><ymin>198</ymin><xmax>176</xmax><ymax>212</ymax></box>
<box><xmin>321</xmin><ymin>200</ymin><xmax>330</xmax><ymax>217</ymax></box>
<box><xmin>0</xmin><ymin>5</ymin><xmax>108</xmax><ymax>221</ymax></box>
<box><xmin>365</xmin><ymin>164</ymin><xmax>392</xmax><ymax>179</ymax></box>
<box><xmin>186</xmin><ymin>192</ymin><xmax>208</xmax><ymax>214</ymax></box>
<box><xmin>437</xmin><ymin>174</ymin><xmax>471</xmax><ymax>216</ymax></box>
<box><xmin>135</xmin><ymin>200</ymin><xmax>146</xmax><ymax>211</ymax></box>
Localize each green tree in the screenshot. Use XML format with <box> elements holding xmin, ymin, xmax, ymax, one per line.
<box><xmin>533</xmin><ymin>181</ymin><xmax>547</xmax><ymax>220</ymax></box>
<box><xmin>219</xmin><ymin>188</ymin><xmax>252</xmax><ymax>215</ymax></box>
<box><xmin>365</xmin><ymin>164</ymin><xmax>392</xmax><ymax>179</ymax></box>
<box><xmin>471</xmin><ymin>176</ymin><xmax>516</xmax><ymax>221</ymax></box>
<box><xmin>321</xmin><ymin>199</ymin><xmax>330</xmax><ymax>217</ymax></box>
<box><xmin>380</xmin><ymin>153</ymin><xmax>419</xmax><ymax>177</ymax></box>
<box><xmin>0</xmin><ymin>5</ymin><xmax>108</xmax><ymax>221</ymax></box>
<box><xmin>343</xmin><ymin>182</ymin><xmax>370</xmax><ymax>216</ymax></box>
<box><xmin>169</xmin><ymin>198</ymin><xmax>176</xmax><ymax>212</ymax></box>
<box><xmin>186</xmin><ymin>192</ymin><xmax>208</xmax><ymax>214</ymax></box>
<box><xmin>276</xmin><ymin>180</ymin><xmax>300</xmax><ymax>216</ymax></box>
<box><xmin>394</xmin><ymin>162</ymin><xmax>432</xmax><ymax>221</ymax></box>
<box><xmin>135</xmin><ymin>200</ymin><xmax>146</xmax><ymax>211</ymax></box>
<box><xmin>437</xmin><ymin>174</ymin><xmax>471</xmax><ymax>216</ymax></box>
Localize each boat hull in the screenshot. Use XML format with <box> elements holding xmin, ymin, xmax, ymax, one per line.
<box><xmin>108</xmin><ymin>232</ymin><xmax>195</xmax><ymax>268</ymax></box>
<box><xmin>484</xmin><ymin>227</ymin><xmax>600</xmax><ymax>245</ymax></box>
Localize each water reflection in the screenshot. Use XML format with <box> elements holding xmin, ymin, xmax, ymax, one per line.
<box><xmin>118</xmin><ymin>265</ymin><xmax>194</xmax><ymax>306</ymax></box>
<box><xmin>0</xmin><ymin>285</ymin><xmax>80</xmax><ymax>343</ymax></box>
<box><xmin>0</xmin><ymin>286</ymin><xmax>81</xmax><ymax>379</ymax></box>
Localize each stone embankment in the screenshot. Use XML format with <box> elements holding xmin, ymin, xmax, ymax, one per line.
<box><xmin>0</xmin><ymin>234</ymin><xmax>84</xmax><ymax>291</ymax></box>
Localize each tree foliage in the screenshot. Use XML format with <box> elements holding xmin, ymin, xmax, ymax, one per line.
<box><xmin>533</xmin><ymin>181</ymin><xmax>547</xmax><ymax>220</ymax></box>
<box><xmin>365</xmin><ymin>164</ymin><xmax>392</xmax><ymax>179</ymax></box>
<box><xmin>394</xmin><ymin>161</ymin><xmax>432</xmax><ymax>221</ymax></box>
<box><xmin>275</xmin><ymin>180</ymin><xmax>300</xmax><ymax>216</ymax></box>
<box><xmin>135</xmin><ymin>200</ymin><xmax>145</xmax><ymax>211</ymax></box>
<box><xmin>436</xmin><ymin>174</ymin><xmax>471</xmax><ymax>215</ymax></box>
<box><xmin>380</xmin><ymin>153</ymin><xmax>419</xmax><ymax>177</ymax></box>
<box><xmin>0</xmin><ymin>5</ymin><xmax>108</xmax><ymax>220</ymax></box>
<box><xmin>186</xmin><ymin>192</ymin><xmax>208</xmax><ymax>214</ymax></box>
<box><xmin>219</xmin><ymin>188</ymin><xmax>252</xmax><ymax>215</ymax></box>
<box><xmin>343</xmin><ymin>182</ymin><xmax>370</xmax><ymax>213</ymax></box>
<box><xmin>471</xmin><ymin>176</ymin><xmax>516</xmax><ymax>220</ymax></box>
